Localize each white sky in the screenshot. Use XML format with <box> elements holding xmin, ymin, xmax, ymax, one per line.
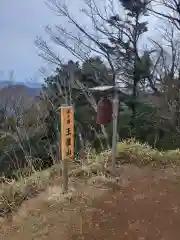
<box><xmin>0</xmin><ymin>0</ymin><xmax>166</xmax><ymax>84</ymax></box>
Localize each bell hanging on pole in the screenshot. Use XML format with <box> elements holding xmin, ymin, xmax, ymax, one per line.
<box><xmin>96</xmin><ymin>96</ymin><xmax>113</xmax><ymax>125</ymax></box>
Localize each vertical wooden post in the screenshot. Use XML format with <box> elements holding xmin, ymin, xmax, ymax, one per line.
<box><xmin>60</xmin><ymin>105</ymin><xmax>74</xmax><ymax>193</ymax></box>
<box><xmin>111</xmin><ymin>89</ymin><xmax>119</xmax><ymax>175</ymax></box>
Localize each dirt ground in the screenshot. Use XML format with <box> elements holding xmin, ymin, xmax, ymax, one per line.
<box><xmin>1</xmin><ymin>165</ymin><xmax>180</xmax><ymax>239</ymax></box>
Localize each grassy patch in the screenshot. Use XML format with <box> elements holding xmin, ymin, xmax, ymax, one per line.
<box><xmin>0</xmin><ymin>164</ymin><xmax>62</xmax><ymax>217</ymax></box>
<box><xmin>116</xmin><ymin>139</ymin><xmax>180</xmax><ymax>166</ymax></box>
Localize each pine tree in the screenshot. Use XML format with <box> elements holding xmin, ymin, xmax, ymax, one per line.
<box><xmin>107</xmin><ymin>0</ymin><xmax>151</xmax><ymax>132</ymax></box>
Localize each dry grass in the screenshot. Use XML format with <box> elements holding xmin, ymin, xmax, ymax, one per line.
<box><xmin>0</xmin><ymin>164</ymin><xmax>62</xmax><ymax>217</ymax></box>
<box><xmin>116</xmin><ymin>139</ymin><xmax>180</xmax><ymax>166</ymax></box>
<box><xmin>1</xmin><ymin>138</ymin><xmax>180</xmax><ymax>218</ymax></box>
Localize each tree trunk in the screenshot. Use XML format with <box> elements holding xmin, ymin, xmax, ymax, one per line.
<box><xmin>130</xmin><ymin>79</ymin><xmax>137</xmax><ymax>131</ymax></box>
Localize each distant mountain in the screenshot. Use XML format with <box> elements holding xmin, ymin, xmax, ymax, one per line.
<box><xmin>0</xmin><ymin>81</ymin><xmax>13</xmax><ymax>88</ymax></box>
<box><xmin>0</xmin><ymin>81</ymin><xmax>42</xmax><ymax>113</ymax></box>
<box><xmin>0</xmin><ymin>80</ymin><xmax>42</xmax><ymax>89</ymax></box>
<box><xmin>0</xmin><ymin>81</ymin><xmax>41</xmax><ymax>96</ymax></box>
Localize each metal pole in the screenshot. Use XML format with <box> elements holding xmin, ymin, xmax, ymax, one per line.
<box><xmin>111</xmin><ymin>88</ymin><xmax>119</xmax><ymax>175</ymax></box>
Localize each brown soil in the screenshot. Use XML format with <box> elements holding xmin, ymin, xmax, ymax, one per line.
<box><xmin>1</xmin><ymin>165</ymin><xmax>180</xmax><ymax>239</ymax></box>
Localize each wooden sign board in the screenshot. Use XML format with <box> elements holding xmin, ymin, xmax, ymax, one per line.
<box><xmin>60</xmin><ymin>106</ymin><xmax>74</xmax><ymax>160</ymax></box>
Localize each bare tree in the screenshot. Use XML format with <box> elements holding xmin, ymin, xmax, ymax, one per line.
<box><xmin>150</xmin><ymin>0</ymin><xmax>180</xmax><ymax>31</ymax></box>
<box><xmin>36</xmin><ymin>0</ymin><xmax>156</xmax><ymax>136</ymax></box>
<box><xmin>149</xmin><ymin>22</ymin><xmax>180</xmax><ymax>129</ymax></box>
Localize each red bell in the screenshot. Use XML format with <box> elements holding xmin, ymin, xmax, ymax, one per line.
<box><xmin>96</xmin><ymin>97</ymin><xmax>113</xmax><ymax>125</ymax></box>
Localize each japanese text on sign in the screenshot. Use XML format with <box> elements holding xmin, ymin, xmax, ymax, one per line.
<box><xmin>60</xmin><ymin>106</ymin><xmax>74</xmax><ymax>160</ymax></box>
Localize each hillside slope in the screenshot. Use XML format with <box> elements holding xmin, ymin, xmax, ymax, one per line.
<box><xmin>1</xmin><ymin>165</ymin><xmax>180</xmax><ymax>240</ymax></box>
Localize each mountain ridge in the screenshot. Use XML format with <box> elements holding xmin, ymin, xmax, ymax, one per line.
<box><xmin>0</xmin><ymin>81</ymin><xmax>42</xmax><ymax>111</ymax></box>
<box><xmin>0</xmin><ymin>80</ymin><xmax>42</xmax><ymax>89</ymax></box>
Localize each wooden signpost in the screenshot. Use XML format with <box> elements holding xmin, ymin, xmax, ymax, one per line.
<box><xmin>59</xmin><ymin>85</ymin><xmax>118</xmax><ymax>192</ymax></box>
<box><xmin>60</xmin><ymin>105</ymin><xmax>74</xmax><ymax>193</ymax></box>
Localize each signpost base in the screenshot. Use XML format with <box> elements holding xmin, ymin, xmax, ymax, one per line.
<box><xmin>62</xmin><ymin>160</ymin><xmax>68</xmax><ymax>193</ymax></box>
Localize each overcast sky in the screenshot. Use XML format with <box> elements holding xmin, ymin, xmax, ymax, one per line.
<box><xmin>0</xmin><ymin>0</ymin><xmax>162</xmax><ymax>84</ymax></box>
